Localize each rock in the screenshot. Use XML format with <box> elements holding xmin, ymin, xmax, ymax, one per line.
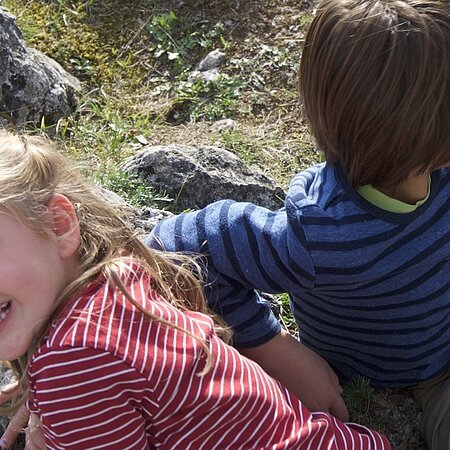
<box><xmin>211</xmin><ymin>118</ymin><xmax>236</xmax><ymax>132</ymax></box>
<box><xmin>138</xmin><ymin>207</ymin><xmax>174</xmax><ymax>235</ymax></box>
<box><xmin>196</xmin><ymin>49</ymin><xmax>226</xmax><ymax>72</ymax></box>
<box><xmin>189</xmin><ymin>48</ymin><xmax>226</xmax><ymax>82</ymax></box>
<box><xmin>0</xmin><ymin>7</ymin><xmax>80</xmax><ymax>125</ymax></box>
<box><xmin>189</xmin><ymin>68</ymin><xmax>220</xmax><ymax>82</ymax></box>
<box><xmin>93</xmin><ymin>185</ymin><xmax>171</xmax><ymax>235</ymax></box>
<box><xmin>122</xmin><ymin>145</ymin><xmax>285</xmax><ymax>211</ymax></box>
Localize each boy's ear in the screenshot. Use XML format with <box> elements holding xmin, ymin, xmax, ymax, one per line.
<box><xmin>46</xmin><ymin>193</ymin><xmax>80</xmax><ymax>258</ymax></box>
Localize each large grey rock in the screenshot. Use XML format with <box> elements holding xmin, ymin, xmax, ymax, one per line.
<box><xmin>122</xmin><ymin>145</ymin><xmax>285</xmax><ymax>211</ymax></box>
<box><xmin>0</xmin><ymin>7</ymin><xmax>80</xmax><ymax>125</ymax></box>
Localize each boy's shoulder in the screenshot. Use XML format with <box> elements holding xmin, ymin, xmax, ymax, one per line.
<box><xmin>433</xmin><ymin>167</ymin><xmax>450</xmax><ymax>184</ymax></box>
<box><xmin>287</xmin><ymin>163</ymin><xmax>348</xmax><ymax>212</ymax></box>
<box><xmin>287</xmin><ymin>164</ymin><xmax>450</xmax><ymax>217</ymax></box>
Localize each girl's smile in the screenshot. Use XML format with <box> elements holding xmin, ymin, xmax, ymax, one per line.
<box><xmin>0</xmin><ymin>300</ymin><xmax>11</xmax><ymax>322</ymax></box>
<box><xmin>0</xmin><ymin>199</ymin><xmax>79</xmax><ymax>361</ymax></box>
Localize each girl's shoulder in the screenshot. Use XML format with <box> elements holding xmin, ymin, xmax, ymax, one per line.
<box><xmin>35</xmin><ymin>258</ymin><xmax>168</xmax><ymax>352</ymax></box>
<box><xmin>31</xmin><ymin>256</ymin><xmax>217</xmax><ymax>389</ymax></box>
<box><xmin>34</xmin><ymin>256</ymin><xmax>214</xmax><ymax>365</ymax></box>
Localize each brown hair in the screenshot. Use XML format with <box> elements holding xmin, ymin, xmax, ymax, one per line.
<box><xmin>299</xmin><ymin>0</ymin><xmax>450</xmax><ymax>188</ymax></box>
<box><xmin>0</xmin><ymin>132</ymin><xmax>231</xmax><ymax>413</ymax></box>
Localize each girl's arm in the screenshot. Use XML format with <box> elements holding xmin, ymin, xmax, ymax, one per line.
<box><xmin>241</xmin><ymin>329</ymin><xmax>349</xmax><ymax>422</ymax></box>
<box><xmin>29</xmin><ymin>347</ymin><xmax>151</xmax><ymax>450</ymax></box>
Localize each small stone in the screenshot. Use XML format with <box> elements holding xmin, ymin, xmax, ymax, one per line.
<box><xmin>197</xmin><ymin>49</ymin><xmax>226</xmax><ymax>72</ymax></box>
<box><xmin>211</xmin><ymin>119</ymin><xmax>236</xmax><ymax>132</ymax></box>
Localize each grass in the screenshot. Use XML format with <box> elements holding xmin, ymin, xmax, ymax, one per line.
<box><xmin>343</xmin><ymin>376</ymin><xmax>376</xmax><ymax>423</ymax></box>
<box><xmin>4</xmin><ymin>0</ymin><xmax>315</xmax><ymax>194</ymax></box>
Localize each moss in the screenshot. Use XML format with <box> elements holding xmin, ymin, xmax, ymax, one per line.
<box><xmin>1</xmin><ymin>0</ymin><xmax>315</xmax><ymax>187</ymax></box>
<box><xmin>3</xmin><ymin>0</ymin><xmax>153</xmax><ymax>88</ymax></box>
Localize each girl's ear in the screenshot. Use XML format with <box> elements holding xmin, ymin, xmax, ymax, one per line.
<box><xmin>46</xmin><ymin>194</ymin><xmax>80</xmax><ymax>258</ymax></box>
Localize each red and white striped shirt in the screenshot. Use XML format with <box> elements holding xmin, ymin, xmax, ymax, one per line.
<box><xmin>28</xmin><ymin>260</ymin><xmax>390</xmax><ymax>449</ymax></box>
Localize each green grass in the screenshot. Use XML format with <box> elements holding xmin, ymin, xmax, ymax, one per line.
<box><xmin>96</xmin><ymin>169</ymin><xmax>171</xmax><ymax>209</ymax></box>
<box><xmin>343</xmin><ymin>376</ymin><xmax>376</xmax><ymax>423</ymax></box>
<box><xmin>273</xmin><ymin>293</ymin><xmax>298</xmax><ymax>337</ymax></box>
<box><xmin>4</xmin><ymin>0</ymin><xmax>314</xmax><ymax>191</ymax></box>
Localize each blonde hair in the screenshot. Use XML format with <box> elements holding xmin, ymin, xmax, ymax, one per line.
<box><xmin>0</xmin><ymin>132</ymin><xmax>231</xmax><ymax>413</ymax></box>
<box><xmin>299</xmin><ymin>0</ymin><xmax>450</xmax><ymax>188</ymax></box>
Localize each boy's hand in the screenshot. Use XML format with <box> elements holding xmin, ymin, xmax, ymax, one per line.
<box><xmin>240</xmin><ymin>329</ymin><xmax>349</xmax><ymax>422</ymax></box>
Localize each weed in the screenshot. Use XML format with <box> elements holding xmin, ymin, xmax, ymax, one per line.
<box><xmin>96</xmin><ymin>169</ymin><xmax>171</xmax><ymax>209</ymax></box>
<box><xmin>66</xmin><ymin>90</ymin><xmax>155</xmax><ymax>148</ymax></box>
<box><xmin>275</xmin><ymin>293</ymin><xmax>298</xmax><ymax>337</ymax></box>
<box><xmin>146</xmin><ymin>11</ymin><xmax>227</xmax><ymax>75</ymax></box>
<box><xmin>299</xmin><ymin>13</ymin><xmax>314</xmax><ymax>28</ymax></box>
<box><xmin>219</xmin><ymin>129</ymin><xmax>262</xmax><ymax>165</ymax></box>
<box><xmin>69</xmin><ymin>56</ymin><xmax>97</xmax><ymax>79</ymax></box>
<box><xmin>228</xmin><ymin>44</ymin><xmax>299</xmax><ymax>93</ymax></box>
<box><xmin>343</xmin><ymin>376</ymin><xmax>375</xmax><ymax>422</ymax></box>
<box><xmin>176</xmin><ymin>74</ymin><xmax>243</xmax><ymax>121</ymax></box>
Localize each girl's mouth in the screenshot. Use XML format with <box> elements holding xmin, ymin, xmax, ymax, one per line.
<box><xmin>0</xmin><ymin>301</ymin><xmax>11</xmax><ymax>322</ymax></box>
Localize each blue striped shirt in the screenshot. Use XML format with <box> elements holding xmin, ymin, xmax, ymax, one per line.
<box><xmin>148</xmin><ymin>163</ymin><xmax>450</xmax><ymax>387</ymax></box>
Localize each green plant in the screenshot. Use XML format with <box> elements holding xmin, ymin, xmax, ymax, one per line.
<box><xmin>300</xmin><ymin>13</ymin><xmax>314</xmax><ymax>28</ymax></box>
<box><xmin>173</xmin><ymin>74</ymin><xmax>243</xmax><ymax>121</ymax></box>
<box><xmin>61</xmin><ymin>89</ymin><xmax>159</xmax><ymax>162</ymax></box>
<box><xmin>219</xmin><ymin>130</ymin><xmax>264</xmax><ymax>165</ymax></box>
<box><xmin>97</xmin><ymin>169</ymin><xmax>171</xmax><ymax>209</ymax></box>
<box><xmin>343</xmin><ymin>376</ymin><xmax>375</xmax><ymax>421</ymax></box>
<box><xmin>146</xmin><ymin>11</ymin><xmax>227</xmax><ymax>74</ymax></box>
<box><xmin>69</xmin><ymin>56</ymin><xmax>97</xmax><ymax>78</ymax></box>
<box><xmin>276</xmin><ymin>293</ymin><xmax>298</xmax><ymax>337</ymax></box>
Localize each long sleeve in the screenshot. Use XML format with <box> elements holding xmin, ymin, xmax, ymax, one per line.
<box><xmin>29</xmin><ymin>263</ymin><xmax>391</xmax><ymax>449</ymax></box>
<box><xmin>28</xmin><ymin>347</ymin><xmax>152</xmax><ymax>450</ymax></box>
<box><xmin>147</xmin><ymin>199</ymin><xmax>315</xmax><ymax>347</ymax></box>
<box><xmin>28</xmin><ymin>326</ymin><xmax>391</xmax><ymax>450</ymax></box>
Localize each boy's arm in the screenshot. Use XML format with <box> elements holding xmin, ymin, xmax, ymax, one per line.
<box><xmin>147</xmin><ymin>200</ymin><xmax>315</xmax><ymax>346</ymax></box>
<box><xmin>148</xmin><ymin>200</ymin><xmax>348</xmax><ymax>421</ymax></box>
<box><xmin>241</xmin><ymin>329</ymin><xmax>349</xmax><ymax>422</ymax></box>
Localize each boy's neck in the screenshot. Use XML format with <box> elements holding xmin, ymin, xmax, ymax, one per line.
<box><xmin>378</xmin><ymin>173</ymin><xmax>430</xmax><ymax>205</ymax></box>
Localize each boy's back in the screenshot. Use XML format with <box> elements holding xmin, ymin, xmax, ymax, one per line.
<box><xmin>148</xmin><ymin>162</ymin><xmax>450</xmax><ymax>387</ymax></box>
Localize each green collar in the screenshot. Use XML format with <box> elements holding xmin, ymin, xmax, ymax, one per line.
<box><xmin>357</xmin><ymin>181</ymin><xmax>430</xmax><ymax>213</ymax></box>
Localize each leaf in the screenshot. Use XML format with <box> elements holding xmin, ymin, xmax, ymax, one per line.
<box><xmin>136</xmin><ymin>135</ymin><xmax>148</xmax><ymax>145</ymax></box>
<box><xmin>168</xmin><ymin>52</ymin><xmax>180</xmax><ymax>60</ymax></box>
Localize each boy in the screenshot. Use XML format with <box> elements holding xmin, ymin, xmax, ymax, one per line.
<box><xmin>149</xmin><ymin>0</ymin><xmax>450</xmax><ymax>448</ymax></box>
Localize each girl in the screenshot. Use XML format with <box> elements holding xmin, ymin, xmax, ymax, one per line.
<box><xmin>0</xmin><ymin>132</ymin><xmax>390</xmax><ymax>449</ymax></box>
